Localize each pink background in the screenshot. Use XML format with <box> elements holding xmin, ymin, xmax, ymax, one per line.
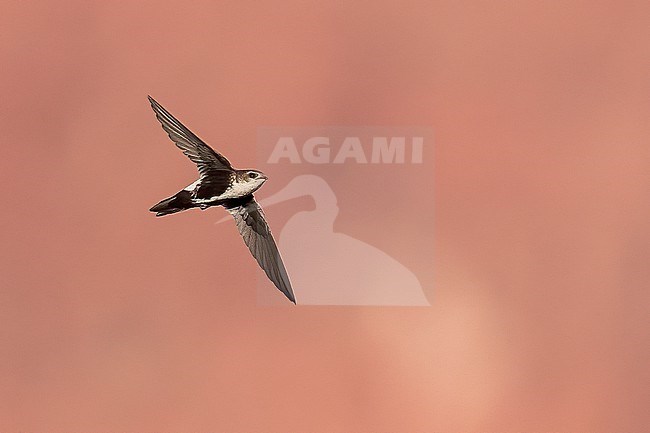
<box><xmin>1</xmin><ymin>1</ymin><xmax>649</xmax><ymax>431</ymax></box>
<box><xmin>255</xmin><ymin>127</ymin><xmax>434</xmax><ymax>306</ymax></box>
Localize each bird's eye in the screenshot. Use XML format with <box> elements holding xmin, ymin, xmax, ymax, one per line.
<box><xmin>248</xmin><ymin>172</ymin><xmax>258</xmax><ymax>179</ymax></box>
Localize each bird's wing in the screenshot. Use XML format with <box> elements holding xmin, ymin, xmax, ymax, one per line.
<box><xmin>225</xmin><ymin>195</ymin><xmax>295</xmax><ymax>304</ymax></box>
<box><xmin>148</xmin><ymin>96</ymin><xmax>233</xmax><ymax>177</ymax></box>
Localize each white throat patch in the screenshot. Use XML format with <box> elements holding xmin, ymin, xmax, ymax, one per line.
<box><xmin>218</xmin><ymin>179</ymin><xmax>259</xmax><ymax>199</ymax></box>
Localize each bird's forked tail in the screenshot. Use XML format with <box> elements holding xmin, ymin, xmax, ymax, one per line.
<box><xmin>149</xmin><ymin>190</ymin><xmax>194</xmax><ymax>217</ymax></box>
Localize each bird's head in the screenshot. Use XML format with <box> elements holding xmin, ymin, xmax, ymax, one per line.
<box><xmin>237</xmin><ymin>169</ymin><xmax>268</xmax><ymax>193</ymax></box>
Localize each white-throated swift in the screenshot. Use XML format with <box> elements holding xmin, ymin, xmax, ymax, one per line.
<box><xmin>147</xmin><ymin>96</ymin><xmax>295</xmax><ymax>304</ymax></box>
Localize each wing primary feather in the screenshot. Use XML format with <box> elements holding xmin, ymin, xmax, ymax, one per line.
<box><xmin>225</xmin><ymin>196</ymin><xmax>296</xmax><ymax>304</ymax></box>
<box><xmin>147</xmin><ymin>96</ymin><xmax>234</xmax><ymax>175</ymax></box>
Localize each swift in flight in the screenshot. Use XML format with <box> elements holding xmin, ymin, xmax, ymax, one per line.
<box><xmin>147</xmin><ymin>96</ymin><xmax>295</xmax><ymax>304</ymax></box>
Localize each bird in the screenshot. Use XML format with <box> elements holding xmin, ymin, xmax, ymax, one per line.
<box><xmin>147</xmin><ymin>96</ymin><xmax>295</xmax><ymax>304</ymax></box>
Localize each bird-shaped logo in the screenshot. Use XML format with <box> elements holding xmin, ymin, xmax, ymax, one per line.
<box><xmin>147</xmin><ymin>96</ymin><xmax>295</xmax><ymax>304</ymax></box>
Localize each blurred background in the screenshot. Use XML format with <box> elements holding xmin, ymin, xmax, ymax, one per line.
<box><xmin>1</xmin><ymin>1</ymin><xmax>648</xmax><ymax>431</ymax></box>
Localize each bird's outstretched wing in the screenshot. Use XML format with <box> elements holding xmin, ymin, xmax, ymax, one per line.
<box><xmin>225</xmin><ymin>195</ymin><xmax>295</xmax><ymax>304</ymax></box>
<box><xmin>148</xmin><ymin>96</ymin><xmax>233</xmax><ymax>177</ymax></box>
